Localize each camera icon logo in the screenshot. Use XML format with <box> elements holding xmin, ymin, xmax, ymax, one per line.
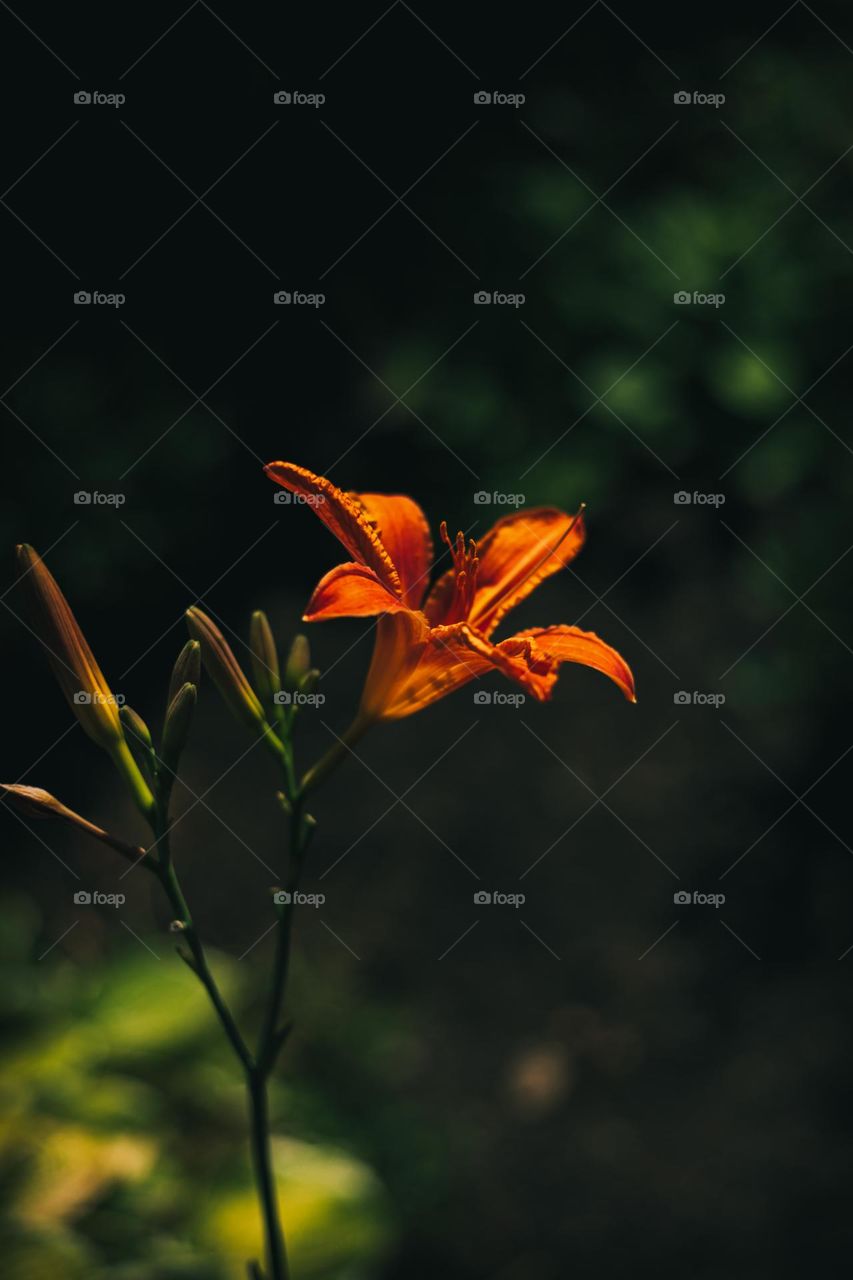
<box><xmin>73</xmin><ymin>691</ymin><xmax>92</xmax><ymax>704</ymax></box>
<box><xmin>473</xmin><ymin>290</ymin><xmax>491</xmax><ymax>304</ymax></box>
<box><xmin>74</xmin><ymin>291</ymin><xmax>92</xmax><ymax>305</ymax></box>
<box><xmin>673</xmin><ymin>890</ymin><xmax>691</xmax><ymax>904</ymax></box>
<box><xmin>74</xmin><ymin>890</ymin><xmax>93</xmax><ymax>904</ymax></box>
<box><xmin>673</xmin><ymin>690</ymin><xmax>691</xmax><ymax>705</ymax></box>
<box><xmin>273</xmin><ymin>691</ymin><xmax>293</xmax><ymax>705</ymax></box>
<box><xmin>273</xmin><ymin>91</ymin><xmax>292</xmax><ymax>104</ymax></box>
<box><xmin>74</xmin><ymin>91</ymin><xmax>92</xmax><ymax>105</ymax></box>
<box><xmin>273</xmin><ymin>491</ymin><xmax>293</xmax><ymax>504</ymax></box>
<box><xmin>273</xmin><ymin>291</ymin><xmax>292</xmax><ymax>305</ymax></box>
<box><xmin>273</xmin><ymin>890</ymin><xmax>292</xmax><ymax>904</ymax></box>
<box><xmin>473</xmin><ymin>690</ymin><xmax>492</xmax><ymax>705</ymax></box>
<box><xmin>673</xmin><ymin>490</ymin><xmax>692</xmax><ymax>504</ymax></box>
<box><xmin>673</xmin><ymin>91</ymin><xmax>691</xmax><ymax>105</ymax></box>
<box><xmin>673</xmin><ymin>290</ymin><xmax>691</xmax><ymax>304</ymax></box>
<box><xmin>474</xmin><ymin>890</ymin><xmax>492</xmax><ymax>904</ymax></box>
<box><xmin>73</xmin><ymin>490</ymin><xmax>92</xmax><ymax>504</ymax></box>
<box><xmin>474</xmin><ymin>490</ymin><xmax>491</xmax><ymax>504</ymax></box>
<box><xmin>473</xmin><ymin>91</ymin><xmax>492</xmax><ymax>105</ymax></box>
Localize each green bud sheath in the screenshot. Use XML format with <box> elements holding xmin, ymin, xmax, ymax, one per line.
<box><xmin>161</xmin><ymin>682</ymin><xmax>197</xmax><ymax>776</ymax></box>
<box><xmin>249</xmin><ymin>610</ymin><xmax>281</xmax><ymax>706</ymax></box>
<box><xmin>186</xmin><ymin>607</ymin><xmax>266</xmax><ymax>732</ymax></box>
<box><xmin>168</xmin><ymin>639</ymin><xmax>201</xmax><ymax>709</ymax></box>
<box><xmin>285</xmin><ymin>634</ymin><xmax>311</xmax><ymax>689</ymax></box>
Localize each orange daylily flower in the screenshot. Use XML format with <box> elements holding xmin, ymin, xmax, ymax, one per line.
<box><xmin>265</xmin><ymin>462</ymin><xmax>636</xmax><ymax>726</ymax></box>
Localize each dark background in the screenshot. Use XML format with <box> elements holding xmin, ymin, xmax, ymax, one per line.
<box><xmin>2</xmin><ymin>2</ymin><xmax>853</xmax><ymax>1277</ymax></box>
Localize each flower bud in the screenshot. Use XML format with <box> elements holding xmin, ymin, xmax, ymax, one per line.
<box><xmin>16</xmin><ymin>545</ymin><xmax>155</xmax><ymax>817</ymax></box>
<box><xmin>167</xmin><ymin>639</ymin><xmax>201</xmax><ymax>710</ymax></box>
<box><xmin>298</xmin><ymin>669</ymin><xmax>321</xmax><ymax>696</ymax></box>
<box><xmin>120</xmin><ymin>705</ymin><xmax>153</xmax><ymax>752</ymax></box>
<box><xmin>16</xmin><ymin>544</ymin><xmax>123</xmax><ymax>752</ymax></box>
<box><xmin>0</xmin><ymin>783</ymin><xmax>145</xmax><ymax>862</ymax></box>
<box><xmin>186</xmin><ymin>607</ymin><xmax>265</xmax><ymax>733</ymax></box>
<box><xmin>249</xmin><ymin>610</ymin><xmax>281</xmax><ymax>707</ymax></box>
<box><xmin>285</xmin><ymin>634</ymin><xmax>311</xmax><ymax>689</ymax></box>
<box><xmin>160</xmin><ymin>682</ymin><xmax>197</xmax><ymax>776</ymax></box>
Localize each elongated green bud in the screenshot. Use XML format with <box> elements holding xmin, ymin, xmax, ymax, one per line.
<box><xmin>249</xmin><ymin>610</ymin><xmax>280</xmax><ymax>707</ymax></box>
<box><xmin>299</xmin><ymin>669</ymin><xmax>321</xmax><ymax>696</ymax></box>
<box><xmin>186</xmin><ymin>607</ymin><xmax>266</xmax><ymax>732</ymax></box>
<box><xmin>120</xmin><ymin>705</ymin><xmax>157</xmax><ymax>785</ymax></box>
<box><xmin>168</xmin><ymin>639</ymin><xmax>201</xmax><ymax>709</ymax></box>
<box><xmin>160</xmin><ymin>682</ymin><xmax>197</xmax><ymax>775</ymax></box>
<box><xmin>285</xmin><ymin>634</ymin><xmax>311</xmax><ymax>689</ymax></box>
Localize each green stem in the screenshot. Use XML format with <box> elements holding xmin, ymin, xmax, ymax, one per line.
<box><xmin>248</xmin><ymin>1069</ymin><xmax>289</xmax><ymax>1280</ymax></box>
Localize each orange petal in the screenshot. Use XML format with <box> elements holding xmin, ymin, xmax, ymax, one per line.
<box><xmin>265</xmin><ymin>462</ymin><xmax>402</xmax><ymax>598</ymax></box>
<box><xmin>358</xmin><ymin>610</ymin><xmax>432</xmax><ymax>722</ymax></box>
<box><xmin>424</xmin><ymin>507</ymin><xmax>585</xmax><ymax>636</ymax></box>
<box><xmin>498</xmin><ymin>626</ymin><xmax>636</xmax><ymax>703</ymax></box>
<box><xmin>304</xmin><ymin>562</ymin><xmax>411</xmax><ymax>621</ymax></box>
<box><xmin>351</xmin><ymin>493</ymin><xmax>433</xmax><ymax>609</ymax></box>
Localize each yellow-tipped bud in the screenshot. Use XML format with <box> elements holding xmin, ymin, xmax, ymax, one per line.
<box><xmin>1</xmin><ymin>783</ymin><xmax>146</xmax><ymax>863</ymax></box>
<box><xmin>285</xmin><ymin>634</ymin><xmax>311</xmax><ymax>689</ymax></box>
<box><xmin>167</xmin><ymin>639</ymin><xmax>201</xmax><ymax>709</ymax></box>
<box><xmin>161</xmin><ymin>682</ymin><xmax>197</xmax><ymax>776</ymax></box>
<box><xmin>120</xmin><ymin>705</ymin><xmax>153</xmax><ymax>752</ymax></box>
<box><xmin>249</xmin><ymin>610</ymin><xmax>281</xmax><ymax>707</ymax></box>
<box><xmin>185</xmin><ymin>607</ymin><xmax>266</xmax><ymax>732</ymax></box>
<box><xmin>16</xmin><ymin>544</ymin><xmax>123</xmax><ymax>752</ymax></box>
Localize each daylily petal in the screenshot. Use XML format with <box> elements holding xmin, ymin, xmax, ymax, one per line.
<box><xmin>265</xmin><ymin>462</ymin><xmax>403</xmax><ymax>598</ymax></box>
<box><xmin>424</xmin><ymin>507</ymin><xmax>585</xmax><ymax>636</ymax></box>
<box><xmin>352</xmin><ymin>493</ymin><xmax>433</xmax><ymax>609</ymax></box>
<box><xmin>498</xmin><ymin>625</ymin><xmax>636</xmax><ymax>703</ymax></box>
<box><xmin>359</xmin><ymin>610</ymin><xmax>432</xmax><ymax>722</ymax></box>
<box><xmin>369</xmin><ymin>622</ymin><xmax>512</xmax><ymax>719</ymax></box>
<box><xmin>304</xmin><ymin>562</ymin><xmax>410</xmax><ymax>621</ymax></box>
